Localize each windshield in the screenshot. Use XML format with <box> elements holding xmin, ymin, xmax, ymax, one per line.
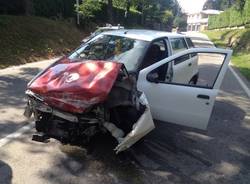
<box><xmin>69</xmin><ymin>34</ymin><xmax>149</xmax><ymax>71</ymax></box>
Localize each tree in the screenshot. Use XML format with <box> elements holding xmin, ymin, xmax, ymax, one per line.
<box><xmin>235</xmin><ymin>0</ymin><xmax>246</xmax><ymax>11</ymax></box>
<box><xmin>78</xmin><ymin>0</ymin><xmax>102</xmax><ymax>19</ymax></box>
<box><xmin>203</xmin><ymin>0</ymin><xmax>238</xmax><ymax>10</ymax></box>
<box><xmin>23</xmin><ymin>0</ymin><xmax>34</xmax><ymax>15</ymax></box>
<box><xmin>173</xmin><ymin>14</ymin><xmax>187</xmax><ymax>31</ymax></box>
<box><xmin>107</xmin><ymin>0</ymin><xmax>113</xmax><ymax>23</ymax></box>
<box><xmin>129</xmin><ymin>0</ymin><xmax>180</xmax><ymax>26</ymax></box>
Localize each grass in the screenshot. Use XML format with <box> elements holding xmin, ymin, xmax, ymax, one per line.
<box><xmin>203</xmin><ymin>29</ymin><xmax>250</xmax><ymax>80</ymax></box>
<box><xmin>0</xmin><ymin>15</ymin><xmax>85</xmax><ymax>69</ymax></box>
<box><xmin>232</xmin><ymin>54</ymin><xmax>250</xmax><ymax>80</ymax></box>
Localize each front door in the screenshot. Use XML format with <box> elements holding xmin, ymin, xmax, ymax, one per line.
<box><xmin>137</xmin><ymin>48</ymin><xmax>232</xmax><ymax>130</ymax></box>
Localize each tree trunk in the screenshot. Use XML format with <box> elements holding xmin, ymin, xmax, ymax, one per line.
<box><xmin>23</xmin><ymin>0</ymin><xmax>34</xmax><ymax>16</ymax></box>
<box><xmin>126</xmin><ymin>0</ymin><xmax>131</xmax><ymax>16</ymax></box>
<box><xmin>107</xmin><ymin>0</ymin><xmax>113</xmax><ymax>24</ymax></box>
<box><xmin>141</xmin><ymin>1</ymin><xmax>145</xmax><ymax>25</ymax></box>
<box><xmin>125</xmin><ymin>0</ymin><xmax>131</xmax><ymax>25</ymax></box>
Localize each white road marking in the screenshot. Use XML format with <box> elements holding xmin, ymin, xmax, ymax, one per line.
<box><xmin>229</xmin><ymin>65</ymin><xmax>250</xmax><ymax>98</ymax></box>
<box><xmin>0</xmin><ymin>122</ymin><xmax>34</xmax><ymax>148</ymax></box>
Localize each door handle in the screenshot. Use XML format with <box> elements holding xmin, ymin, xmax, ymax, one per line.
<box><xmin>197</xmin><ymin>94</ymin><xmax>210</xmax><ymax>100</ymax></box>
<box><xmin>188</xmin><ymin>63</ymin><xmax>192</xmax><ymax>66</ymax></box>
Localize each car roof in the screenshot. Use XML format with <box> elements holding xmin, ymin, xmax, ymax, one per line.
<box><xmin>102</xmin><ymin>29</ymin><xmax>185</xmax><ymax>42</ymax></box>
<box><xmin>99</xmin><ymin>26</ymin><xmax>124</xmax><ymax>30</ymax></box>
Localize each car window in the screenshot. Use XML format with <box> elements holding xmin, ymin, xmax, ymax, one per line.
<box><xmin>174</xmin><ymin>54</ymin><xmax>190</xmax><ymax>65</ymax></box>
<box><xmin>68</xmin><ymin>34</ymin><xmax>149</xmax><ymax>72</ymax></box>
<box><xmin>185</xmin><ymin>37</ymin><xmax>195</xmax><ymax>48</ymax></box>
<box><xmin>170</xmin><ymin>38</ymin><xmax>188</xmax><ymax>54</ymax></box>
<box><xmin>141</xmin><ymin>39</ymin><xmax>168</xmax><ymax>69</ymax></box>
<box><xmin>154</xmin><ymin>40</ymin><xmax>167</xmax><ymax>52</ymax></box>
<box><xmin>148</xmin><ymin>52</ymin><xmax>226</xmax><ymax>89</ymax></box>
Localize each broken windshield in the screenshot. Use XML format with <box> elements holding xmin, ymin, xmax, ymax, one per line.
<box><xmin>68</xmin><ymin>34</ymin><xmax>149</xmax><ymax>72</ymax></box>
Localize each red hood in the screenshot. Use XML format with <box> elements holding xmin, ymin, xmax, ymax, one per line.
<box><xmin>28</xmin><ymin>60</ymin><xmax>122</xmax><ymax>113</ymax></box>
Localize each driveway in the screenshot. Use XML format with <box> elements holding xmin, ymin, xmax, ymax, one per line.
<box><xmin>0</xmin><ymin>47</ymin><xmax>249</xmax><ymax>183</ymax></box>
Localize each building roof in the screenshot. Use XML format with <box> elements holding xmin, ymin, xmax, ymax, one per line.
<box><xmin>188</xmin><ymin>9</ymin><xmax>223</xmax><ymax>15</ymax></box>
<box><xmin>201</xmin><ymin>9</ymin><xmax>223</xmax><ymax>15</ymax></box>
<box><xmin>102</xmin><ymin>29</ymin><xmax>184</xmax><ymax>41</ymax></box>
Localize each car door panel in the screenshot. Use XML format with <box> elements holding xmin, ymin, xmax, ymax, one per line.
<box><xmin>172</xmin><ymin>54</ymin><xmax>193</xmax><ymax>84</ymax></box>
<box><xmin>138</xmin><ymin>82</ymin><xmax>217</xmax><ymax>129</ymax></box>
<box><xmin>137</xmin><ymin>48</ymin><xmax>232</xmax><ymax>130</ymax></box>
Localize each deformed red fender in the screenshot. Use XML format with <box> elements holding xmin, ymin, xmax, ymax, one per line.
<box><xmin>28</xmin><ymin>60</ymin><xmax>122</xmax><ymax>113</ymax></box>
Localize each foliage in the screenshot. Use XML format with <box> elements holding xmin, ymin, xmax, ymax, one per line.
<box><xmin>203</xmin><ymin>29</ymin><xmax>250</xmax><ymax>80</ymax></box>
<box><xmin>0</xmin><ymin>0</ymin><xmax>76</xmax><ymax>18</ymax></box>
<box><xmin>33</xmin><ymin>0</ymin><xmax>75</xmax><ymax>18</ymax></box>
<box><xmin>161</xmin><ymin>10</ymin><xmax>173</xmax><ymax>24</ymax></box>
<box><xmin>78</xmin><ymin>0</ymin><xmax>102</xmax><ymax>19</ymax></box>
<box><xmin>0</xmin><ymin>0</ymin><xmax>182</xmax><ymax>30</ymax></box>
<box><xmin>203</xmin><ymin>0</ymin><xmax>236</xmax><ymax>10</ymax></box>
<box><xmin>235</xmin><ymin>0</ymin><xmax>246</xmax><ymax>11</ymax></box>
<box><xmin>76</xmin><ymin>0</ymin><xmax>180</xmax><ymax>29</ymax></box>
<box><xmin>173</xmin><ymin>14</ymin><xmax>187</xmax><ymax>31</ymax></box>
<box><xmin>208</xmin><ymin>0</ymin><xmax>250</xmax><ymax>29</ymax></box>
<box><xmin>0</xmin><ymin>0</ymin><xmax>25</xmax><ymax>15</ymax></box>
<box><xmin>232</xmin><ymin>54</ymin><xmax>250</xmax><ymax>80</ymax></box>
<box><xmin>113</xmin><ymin>0</ymin><xmax>127</xmax><ymax>9</ymax></box>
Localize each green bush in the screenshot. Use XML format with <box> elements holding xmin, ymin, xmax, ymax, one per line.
<box><xmin>208</xmin><ymin>0</ymin><xmax>250</xmax><ymax>29</ymax></box>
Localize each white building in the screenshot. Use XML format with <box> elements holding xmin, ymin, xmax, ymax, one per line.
<box><xmin>187</xmin><ymin>9</ymin><xmax>223</xmax><ymax>32</ymax></box>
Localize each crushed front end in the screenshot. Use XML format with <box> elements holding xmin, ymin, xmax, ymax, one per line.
<box><xmin>24</xmin><ymin>59</ymin><xmax>155</xmax><ymax>153</ymax></box>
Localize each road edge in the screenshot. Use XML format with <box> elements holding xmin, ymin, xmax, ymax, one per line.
<box><xmin>0</xmin><ymin>122</ymin><xmax>34</xmax><ymax>148</ymax></box>
<box><xmin>229</xmin><ymin>65</ymin><xmax>250</xmax><ymax>98</ymax></box>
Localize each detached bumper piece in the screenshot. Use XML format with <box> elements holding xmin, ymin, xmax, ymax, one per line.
<box><xmin>114</xmin><ymin>93</ymin><xmax>155</xmax><ymax>153</ymax></box>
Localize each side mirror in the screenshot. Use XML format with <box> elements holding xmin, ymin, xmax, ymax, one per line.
<box><xmin>146</xmin><ymin>73</ymin><xmax>159</xmax><ymax>83</ymax></box>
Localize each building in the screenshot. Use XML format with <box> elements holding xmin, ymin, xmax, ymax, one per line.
<box><xmin>187</xmin><ymin>9</ymin><xmax>223</xmax><ymax>32</ymax></box>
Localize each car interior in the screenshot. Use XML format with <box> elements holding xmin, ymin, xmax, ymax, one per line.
<box><xmin>141</xmin><ymin>40</ymin><xmax>170</xmax><ymax>82</ymax></box>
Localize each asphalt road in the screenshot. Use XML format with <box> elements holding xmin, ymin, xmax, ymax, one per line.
<box><xmin>0</xmin><ymin>51</ymin><xmax>250</xmax><ymax>183</ymax></box>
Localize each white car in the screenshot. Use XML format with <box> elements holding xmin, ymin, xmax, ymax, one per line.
<box><xmin>79</xmin><ymin>30</ymin><xmax>199</xmax><ymax>84</ymax></box>
<box><xmin>25</xmin><ymin>29</ymin><xmax>232</xmax><ymax>153</ymax></box>
<box><xmin>82</xmin><ymin>24</ymin><xmax>125</xmax><ymax>43</ymax></box>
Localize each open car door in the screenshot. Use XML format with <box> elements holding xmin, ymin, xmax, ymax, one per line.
<box><xmin>137</xmin><ymin>48</ymin><xmax>232</xmax><ymax>130</ymax></box>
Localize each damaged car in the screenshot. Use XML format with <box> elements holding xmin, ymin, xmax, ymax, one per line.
<box><xmin>24</xmin><ymin>30</ymin><xmax>232</xmax><ymax>153</ymax></box>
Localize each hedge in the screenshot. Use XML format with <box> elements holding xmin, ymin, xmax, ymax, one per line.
<box><xmin>208</xmin><ymin>0</ymin><xmax>250</xmax><ymax>29</ymax></box>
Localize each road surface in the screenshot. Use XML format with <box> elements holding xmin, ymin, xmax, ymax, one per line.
<box><xmin>0</xmin><ymin>52</ymin><xmax>250</xmax><ymax>183</ymax></box>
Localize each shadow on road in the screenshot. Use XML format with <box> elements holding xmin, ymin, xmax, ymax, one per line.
<box><xmin>0</xmin><ymin>160</ymin><xmax>12</xmax><ymax>184</ymax></box>
<box><xmin>0</xmin><ymin>67</ymin><xmax>41</xmax><ymax>108</ymax></box>
<box><xmin>19</xmin><ymin>97</ymin><xmax>248</xmax><ymax>184</ymax></box>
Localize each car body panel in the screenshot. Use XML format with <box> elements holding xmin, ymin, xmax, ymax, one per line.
<box><xmin>28</xmin><ymin>60</ymin><xmax>122</xmax><ymax>113</ymax></box>
<box><xmin>172</xmin><ymin>54</ymin><xmax>198</xmax><ymax>84</ymax></box>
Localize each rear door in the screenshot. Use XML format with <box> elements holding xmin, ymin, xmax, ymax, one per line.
<box><xmin>170</xmin><ymin>37</ymin><xmax>197</xmax><ymax>83</ymax></box>
<box><xmin>137</xmin><ymin>48</ymin><xmax>232</xmax><ymax>130</ymax></box>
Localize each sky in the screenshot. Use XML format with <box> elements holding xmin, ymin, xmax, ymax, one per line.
<box><xmin>177</xmin><ymin>0</ymin><xmax>207</xmax><ymax>13</ymax></box>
